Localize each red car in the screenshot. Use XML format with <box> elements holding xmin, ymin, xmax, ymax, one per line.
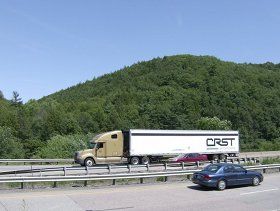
<box><xmin>169</xmin><ymin>153</ymin><xmax>208</xmax><ymax>163</ymax></box>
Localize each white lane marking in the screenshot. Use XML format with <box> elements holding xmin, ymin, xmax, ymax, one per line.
<box><xmin>240</xmin><ymin>188</ymin><xmax>279</xmax><ymax>195</ymax></box>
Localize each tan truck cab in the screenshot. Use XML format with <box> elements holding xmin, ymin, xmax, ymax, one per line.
<box><xmin>74</xmin><ymin>130</ymin><xmax>125</xmax><ymax>166</ymax></box>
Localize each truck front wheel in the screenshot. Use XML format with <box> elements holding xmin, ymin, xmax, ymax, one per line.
<box><xmin>84</xmin><ymin>158</ymin><xmax>95</xmax><ymax>167</ymax></box>
<box><xmin>130</xmin><ymin>157</ymin><xmax>140</xmax><ymax>165</ymax></box>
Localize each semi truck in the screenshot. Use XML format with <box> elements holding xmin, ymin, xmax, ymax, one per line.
<box><xmin>74</xmin><ymin>129</ymin><xmax>239</xmax><ymax>167</ymax></box>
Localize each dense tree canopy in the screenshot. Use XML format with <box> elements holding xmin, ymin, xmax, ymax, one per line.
<box><xmin>0</xmin><ymin>55</ymin><xmax>280</xmax><ymax>158</ymax></box>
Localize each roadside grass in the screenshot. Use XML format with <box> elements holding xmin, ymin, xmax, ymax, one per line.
<box><xmin>261</xmin><ymin>157</ymin><xmax>280</xmax><ymax>164</ymax></box>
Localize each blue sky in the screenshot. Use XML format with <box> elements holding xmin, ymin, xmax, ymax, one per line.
<box><xmin>0</xmin><ymin>1</ymin><xmax>280</xmax><ymax>102</ymax></box>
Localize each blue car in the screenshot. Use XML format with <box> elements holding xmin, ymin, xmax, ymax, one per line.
<box><xmin>192</xmin><ymin>163</ymin><xmax>263</xmax><ymax>190</ymax></box>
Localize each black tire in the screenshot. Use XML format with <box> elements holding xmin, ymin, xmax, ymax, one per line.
<box><xmin>84</xmin><ymin>158</ymin><xmax>95</xmax><ymax>167</ymax></box>
<box><xmin>219</xmin><ymin>154</ymin><xmax>227</xmax><ymax>160</ymax></box>
<box><xmin>212</xmin><ymin>154</ymin><xmax>219</xmax><ymax>161</ymax></box>
<box><xmin>252</xmin><ymin>176</ymin><xmax>260</xmax><ymax>186</ymax></box>
<box><xmin>141</xmin><ymin>156</ymin><xmax>150</xmax><ymax>165</ymax></box>
<box><xmin>217</xmin><ymin>180</ymin><xmax>226</xmax><ymax>191</ymax></box>
<box><xmin>130</xmin><ymin>156</ymin><xmax>140</xmax><ymax>165</ymax></box>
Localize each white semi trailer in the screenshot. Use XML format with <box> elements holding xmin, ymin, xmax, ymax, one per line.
<box><xmin>74</xmin><ymin>129</ymin><xmax>239</xmax><ymax>166</ymax></box>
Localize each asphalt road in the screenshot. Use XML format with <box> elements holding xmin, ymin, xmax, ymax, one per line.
<box><xmin>0</xmin><ymin>173</ymin><xmax>279</xmax><ymax>211</ymax></box>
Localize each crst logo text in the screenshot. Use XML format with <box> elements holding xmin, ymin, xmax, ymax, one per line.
<box><xmin>206</xmin><ymin>138</ymin><xmax>235</xmax><ymax>147</ymax></box>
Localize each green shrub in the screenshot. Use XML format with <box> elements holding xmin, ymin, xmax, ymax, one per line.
<box><xmin>36</xmin><ymin>134</ymin><xmax>90</xmax><ymax>158</ymax></box>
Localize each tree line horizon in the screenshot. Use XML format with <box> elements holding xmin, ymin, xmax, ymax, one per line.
<box><xmin>0</xmin><ymin>54</ymin><xmax>279</xmax><ymax>158</ymax></box>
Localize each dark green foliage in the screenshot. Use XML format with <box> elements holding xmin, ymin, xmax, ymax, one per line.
<box><xmin>0</xmin><ymin>126</ymin><xmax>25</xmax><ymax>158</ymax></box>
<box><xmin>0</xmin><ymin>54</ymin><xmax>280</xmax><ymax>158</ymax></box>
<box><xmin>0</xmin><ymin>90</ymin><xmax>4</xmax><ymax>99</ymax></box>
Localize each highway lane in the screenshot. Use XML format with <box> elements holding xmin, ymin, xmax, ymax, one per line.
<box><xmin>0</xmin><ymin>173</ymin><xmax>279</xmax><ymax>210</ymax></box>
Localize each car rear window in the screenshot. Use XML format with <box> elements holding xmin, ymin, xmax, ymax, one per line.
<box><xmin>203</xmin><ymin>164</ymin><xmax>222</xmax><ymax>173</ymax></box>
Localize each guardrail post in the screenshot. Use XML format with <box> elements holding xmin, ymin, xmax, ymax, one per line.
<box><xmin>210</xmin><ymin>160</ymin><xmax>214</xmax><ymax>164</ymax></box>
<box><xmin>128</xmin><ymin>165</ymin><xmax>131</xmax><ymax>173</ymax></box>
<box><xmin>21</xmin><ymin>182</ymin><xmax>24</xmax><ymax>189</ymax></box>
<box><xmin>84</xmin><ymin>181</ymin><xmax>88</xmax><ymax>187</ymax></box>
<box><xmin>196</xmin><ymin>161</ymin><xmax>199</xmax><ymax>167</ymax></box>
<box><xmin>164</xmin><ymin>176</ymin><xmax>168</xmax><ymax>182</ymax></box>
<box><xmin>64</xmin><ymin>167</ymin><xmax>67</xmax><ymax>176</ymax></box>
<box><xmin>146</xmin><ymin>164</ymin><xmax>150</xmax><ymax>172</ymax></box>
<box><xmin>108</xmin><ymin>165</ymin><xmax>111</xmax><ymax>174</ymax></box>
<box><xmin>164</xmin><ymin>163</ymin><xmax>167</xmax><ymax>171</ymax></box>
<box><xmin>53</xmin><ymin>181</ymin><xmax>57</xmax><ymax>188</ymax></box>
<box><xmin>182</xmin><ymin>162</ymin><xmax>185</xmax><ymax>170</ymax></box>
<box><xmin>86</xmin><ymin>166</ymin><xmax>89</xmax><ymax>175</ymax></box>
<box><xmin>237</xmin><ymin>158</ymin><xmax>240</xmax><ymax>164</ymax></box>
<box><xmin>263</xmin><ymin>168</ymin><xmax>266</xmax><ymax>174</ymax></box>
<box><xmin>140</xmin><ymin>178</ymin><xmax>144</xmax><ymax>184</ymax></box>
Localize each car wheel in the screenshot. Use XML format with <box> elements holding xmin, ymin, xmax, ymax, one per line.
<box><xmin>252</xmin><ymin>176</ymin><xmax>260</xmax><ymax>186</ymax></box>
<box><xmin>84</xmin><ymin>158</ymin><xmax>95</xmax><ymax>167</ymax></box>
<box><xmin>130</xmin><ymin>156</ymin><xmax>140</xmax><ymax>165</ymax></box>
<box><xmin>217</xmin><ymin>180</ymin><xmax>226</xmax><ymax>191</ymax></box>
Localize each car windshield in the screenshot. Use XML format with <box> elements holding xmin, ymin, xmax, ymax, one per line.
<box><xmin>176</xmin><ymin>154</ymin><xmax>187</xmax><ymax>159</ymax></box>
<box><xmin>203</xmin><ymin>164</ymin><xmax>222</xmax><ymax>173</ymax></box>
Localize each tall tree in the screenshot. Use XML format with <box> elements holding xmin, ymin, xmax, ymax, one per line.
<box><xmin>0</xmin><ymin>90</ymin><xmax>4</xmax><ymax>99</ymax></box>
<box><xmin>11</xmin><ymin>91</ymin><xmax>23</xmax><ymax>106</ymax></box>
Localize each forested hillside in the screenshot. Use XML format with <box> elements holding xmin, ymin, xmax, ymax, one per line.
<box><xmin>1</xmin><ymin>55</ymin><xmax>280</xmax><ymax>158</ymax></box>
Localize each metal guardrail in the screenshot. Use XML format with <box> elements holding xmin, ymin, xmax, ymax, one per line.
<box><xmin>0</xmin><ymin>159</ymin><xmax>74</xmax><ymax>165</ymax></box>
<box><xmin>0</xmin><ymin>164</ymin><xmax>279</xmax><ymax>189</ymax></box>
<box><xmin>0</xmin><ymin>156</ymin><xmax>259</xmax><ymax>165</ymax></box>
<box><xmin>0</xmin><ymin>157</ymin><xmax>261</xmax><ymax>176</ymax></box>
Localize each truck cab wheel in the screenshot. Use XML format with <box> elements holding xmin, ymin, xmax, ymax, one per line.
<box><xmin>130</xmin><ymin>157</ymin><xmax>140</xmax><ymax>165</ymax></box>
<box><xmin>84</xmin><ymin>158</ymin><xmax>95</xmax><ymax>167</ymax></box>
<box><xmin>141</xmin><ymin>156</ymin><xmax>150</xmax><ymax>165</ymax></box>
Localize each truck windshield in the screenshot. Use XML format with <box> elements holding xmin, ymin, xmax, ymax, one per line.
<box><xmin>89</xmin><ymin>142</ymin><xmax>97</xmax><ymax>149</ymax></box>
<box><xmin>89</xmin><ymin>133</ymin><xmax>105</xmax><ymax>148</ymax></box>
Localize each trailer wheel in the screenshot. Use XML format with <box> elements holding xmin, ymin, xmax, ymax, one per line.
<box><xmin>84</xmin><ymin>158</ymin><xmax>95</xmax><ymax>167</ymax></box>
<box><xmin>130</xmin><ymin>157</ymin><xmax>140</xmax><ymax>165</ymax></box>
<box><xmin>141</xmin><ymin>156</ymin><xmax>150</xmax><ymax>165</ymax></box>
<box><xmin>212</xmin><ymin>154</ymin><xmax>219</xmax><ymax>161</ymax></box>
<box><xmin>219</xmin><ymin>154</ymin><xmax>227</xmax><ymax>160</ymax></box>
